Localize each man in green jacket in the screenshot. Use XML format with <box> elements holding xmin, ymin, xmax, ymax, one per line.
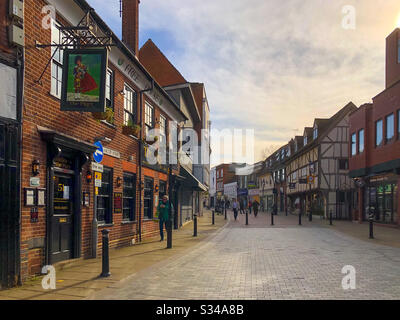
<box><xmin>157</xmin><ymin>195</ymin><xmax>173</xmax><ymax>241</ymax></box>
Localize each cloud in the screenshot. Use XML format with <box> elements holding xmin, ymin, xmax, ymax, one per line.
<box><xmin>87</xmin><ymin>0</ymin><xmax>400</xmax><ymax>166</ymax></box>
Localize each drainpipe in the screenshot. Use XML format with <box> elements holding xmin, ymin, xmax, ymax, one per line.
<box><xmin>138</xmin><ymin>80</ymin><xmax>154</xmax><ymax>242</ymax></box>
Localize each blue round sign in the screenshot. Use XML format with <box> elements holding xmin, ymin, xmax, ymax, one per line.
<box><xmin>93</xmin><ymin>141</ymin><xmax>104</xmax><ymax>163</ymax></box>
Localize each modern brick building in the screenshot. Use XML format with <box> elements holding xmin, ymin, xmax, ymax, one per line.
<box><xmin>349</xmin><ymin>29</ymin><xmax>400</xmax><ymax>226</ymax></box>
<box><xmin>4</xmin><ymin>0</ymin><xmax>199</xmax><ymax>286</ymax></box>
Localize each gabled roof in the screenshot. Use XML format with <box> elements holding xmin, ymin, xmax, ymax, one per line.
<box><xmin>139</xmin><ymin>39</ymin><xmax>187</xmax><ymax>87</ymax></box>
<box><xmin>284</xmin><ymin>102</ymin><xmax>358</xmax><ymax>163</ymax></box>
<box><xmin>303</xmin><ymin>127</ymin><xmax>313</xmax><ymax>137</ymax></box>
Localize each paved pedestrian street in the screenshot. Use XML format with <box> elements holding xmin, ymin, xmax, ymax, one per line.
<box><xmin>90</xmin><ymin>212</ymin><xmax>400</xmax><ymax>300</ymax></box>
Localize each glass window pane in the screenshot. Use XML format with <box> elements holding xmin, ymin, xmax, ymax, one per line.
<box><xmin>386</xmin><ymin>114</ymin><xmax>394</xmax><ymax>140</ymax></box>
<box><xmin>358</xmin><ymin>129</ymin><xmax>364</xmax><ymax>153</ymax></box>
<box><xmin>376</xmin><ymin>120</ymin><xmax>383</xmax><ymax>146</ymax></box>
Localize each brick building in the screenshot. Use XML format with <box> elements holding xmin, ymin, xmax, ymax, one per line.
<box><xmin>0</xmin><ymin>0</ymin><xmax>24</xmax><ymax>289</ymax></box>
<box><xmin>139</xmin><ymin>39</ymin><xmax>209</xmax><ymax>224</ymax></box>
<box><xmin>9</xmin><ymin>0</ymin><xmax>193</xmax><ymax>285</ymax></box>
<box><xmin>349</xmin><ymin>29</ymin><xmax>400</xmax><ymax>226</ymax></box>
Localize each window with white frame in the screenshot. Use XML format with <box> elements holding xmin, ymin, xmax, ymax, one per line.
<box><xmin>145</xmin><ymin>103</ymin><xmax>154</xmax><ymax>137</ymax></box>
<box><xmin>124</xmin><ymin>84</ymin><xmax>136</xmax><ymax>126</ymax></box>
<box><xmin>105</xmin><ymin>69</ymin><xmax>114</xmax><ymax>110</ymax></box>
<box><xmin>159</xmin><ymin>115</ymin><xmax>166</xmax><ymax>143</ymax></box>
<box><xmin>51</xmin><ymin>21</ymin><xmax>66</xmax><ymax>98</ymax></box>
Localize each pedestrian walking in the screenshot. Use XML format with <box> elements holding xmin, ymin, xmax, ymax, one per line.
<box><xmin>248</xmin><ymin>200</ymin><xmax>252</xmax><ymax>215</ymax></box>
<box><xmin>253</xmin><ymin>200</ymin><xmax>259</xmax><ymax>217</ymax></box>
<box><xmin>232</xmin><ymin>199</ymin><xmax>239</xmax><ymax>221</ymax></box>
<box><xmin>239</xmin><ymin>200</ymin><xmax>245</xmax><ymax>214</ymax></box>
<box><xmin>157</xmin><ymin>195</ymin><xmax>173</xmax><ymax>241</ymax></box>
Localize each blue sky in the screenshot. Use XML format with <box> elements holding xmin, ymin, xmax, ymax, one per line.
<box><xmin>86</xmin><ymin>0</ymin><xmax>400</xmax><ymax>165</ymax></box>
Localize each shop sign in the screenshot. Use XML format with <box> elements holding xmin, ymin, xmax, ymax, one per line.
<box><xmin>60</xmin><ymin>49</ymin><xmax>108</xmax><ymax>113</ymax></box>
<box><xmin>248</xmin><ymin>189</ymin><xmax>260</xmax><ymax>196</ymax></box>
<box><xmin>289</xmin><ymin>183</ymin><xmax>296</xmax><ymax>190</ymax></box>
<box><xmin>114</xmin><ymin>192</ymin><xmax>122</xmax><ymax>214</ymax></box>
<box><xmin>91</xmin><ymin>162</ymin><xmax>103</xmax><ymax>173</ymax></box>
<box><xmin>237</xmin><ymin>188</ymin><xmax>248</xmax><ymax>196</ymax></box>
<box><xmin>299</xmin><ymin>178</ymin><xmax>308</xmax><ymax>184</ymax></box>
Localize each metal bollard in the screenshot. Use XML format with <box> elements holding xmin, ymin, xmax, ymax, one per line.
<box><xmin>212</xmin><ymin>210</ymin><xmax>215</xmax><ymax>225</ymax></box>
<box><xmin>224</xmin><ymin>207</ymin><xmax>227</xmax><ymax>220</ymax></box>
<box><xmin>271</xmin><ymin>211</ymin><xmax>274</xmax><ymax>226</ymax></box>
<box><xmin>299</xmin><ymin>212</ymin><xmax>302</xmax><ymax>225</ymax></box>
<box><xmin>246</xmin><ymin>210</ymin><xmax>249</xmax><ymax>225</ymax></box>
<box><xmin>369</xmin><ymin>216</ymin><xmax>374</xmax><ymax>239</ymax></box>
<box><xmin>309</xmin><ymin>210</ymin><xmax>312</xmax><ymax>222</ymax></box>
<box><xmin>167</xmin><ymin>220</ymin><xmax>173</xmax><ymax>249</ymax></box>
<box><xmin>329</xmin><ymin>210</ymin><xmax>333</xmax><ymax>226</ymax></box>
<box><xmin>100</xmin><ymin>229</ymin><xmax>111</xmax><ymax>277</ymax></box>
<box><xmin>193</xmin><ymin>214</ymin><xmax>198</xmax><ymax>237</ymax></box>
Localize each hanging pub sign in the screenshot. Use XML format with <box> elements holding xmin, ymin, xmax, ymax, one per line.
<box><xmin>61</xmin><ymin>49</ymin><xmax>108</xmax><ymax>112</ymax></box>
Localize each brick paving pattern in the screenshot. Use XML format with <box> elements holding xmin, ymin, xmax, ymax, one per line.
<box><xmin>91</xmin><ymin>211</ymin><xmax>400</xmax><ymax>300</ymax></box>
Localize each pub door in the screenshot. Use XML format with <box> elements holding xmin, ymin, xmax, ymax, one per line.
<box><xmin>0</xmin><ymin>122</ymin><xmax>20</xmax><ymax>288</ymax></box>
<box><xmin>49</xmin><ymin>171</ymin><xmax>75</xmax><ymax>264</ymax></box>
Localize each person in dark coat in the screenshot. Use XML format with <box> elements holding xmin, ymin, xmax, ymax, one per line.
<box><xmin>157</xmin><ymin>195</ymin><xmax>173</xmax><ymax>241</ymax></box>
<box><xmin>253</xmin><ymin>200</ymin><xmax>259</xmax><ymax>217</ymax></box>
<box><xmin>239</xmin><ymin>200</ymin><xmax>245</xmax><ymax>214</ymax></box>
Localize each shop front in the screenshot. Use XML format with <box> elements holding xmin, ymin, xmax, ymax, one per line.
<box><xmin>39</xmin><ymin>127</ymin><xmax>97</xmax><ymax>264</ymax></box>
<box><xmin>363</xmin><ymin>174</ymin><xmax>399</xmax><ymax>225</ymax></box>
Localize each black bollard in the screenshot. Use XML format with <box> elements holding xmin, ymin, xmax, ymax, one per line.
<box><xmin>369</xmin><ymin>216</ymin><xmax>374</xmax><ymax>239</ymax></box>
<box><xmin>100</xmin><ymin>229</ymin><xmax>111</xmax><ymax>277</ymax></box>
<box><xmin>309</xmin><ymin>210</ymin><xmax>312</xmax><ymax>222</ymax></box>
<box><xmin>167</xmin><ymin>220</ymin><xmax>172</xmax><ymax>248</ymax></box>
<box><xmin>271</xmin><ymin>211</ymin><xmax>274</xmax><ymax>226</ymax></box>
<box><xmin>193</xmin><ymin>214</ymin><xmax>198</xmax><ymax>237</ymax></box>
<box><xmin>329</xmin><ymin>210</ymin><xmax>333</xmax><ymax>226</ymax></box>
<box><xmin>246</xmin><ymin>210</ymin><xmax>249</xmax><ymax>225</ymax></box>
<box><xmin>224</xmin><ymin>206</ymin><xmax>227</xmax><ymax>220</ymax></box>
<box><xmin>299</xmin><ymin>211</ymin><xmax>302</xmax><ymax>225</ymax></box>
<box><xmin>212</xmin><ymin>210</ymin><xmax>215</xmax><ymax>225</ymax></box>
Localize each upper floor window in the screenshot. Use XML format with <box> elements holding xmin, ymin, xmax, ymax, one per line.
<box><xmin>398</xmin><ymin>110</ymin><xmax>400</xmax><ymax>136</ymax></box>
<box><xmin>145</xmin><ymin>103</ymin><xmax>154</xmax><ymax>137</ymax></box>
<box><xmin>105</xmin><ymin>69</ymin><xmax>114</xmax><ymax>111</ymax></box>
<box><xmin>294</xmin><ymin>142</ymin><xmax>298</xmax><ymax>152</ymax></box>
<box><xmin>358</xmin><ymin>129</ymin><xmax>364</xmax><ymax>153</ymax></box>
<box><xmin>351</xmin><ymin>133</ymin><xmax>357</xmax><ymax>156</ymax></box>
<box><xmin>386</xmin><ymin>113</ymin><xmax>394</xmax><ymax>141</ymax></box>
<box><xmin>159</xmin><ymin>115</ymin><xmax>167</xmax><ymax>144</ymax></box>
<box><xmin>51</xmin><ymin>21</ymin><xmax>66</xmax><ymax>98</ymax></box>
<box><xmin>124</xmin><ymin>84</ymin><xmax>136</xmax><ymax>126</ymax></box>
<box><xmin>221</xmin><ymin>170</ymin><xmax>223</xmax><ymax>178</ymax></box>
<box><xmin>313</xmin><ymin>127</ymin><xmax>318</xmax><ymax>139</ymax></box>
<box><xmin>339</xmin><ymin>159</ymin><xmax>349</xmax><ymax>170</ymax></box>
<box><xmin>304</xmin><ymin>136</ymin><xmax>308</xmax><ymax>145</ymax></box>
<box><xmin>376</xmin><ymin>119</ymin><xmax>383</xmax><ymax>147</ymax></box>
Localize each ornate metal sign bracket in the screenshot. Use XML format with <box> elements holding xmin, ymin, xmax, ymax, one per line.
<box><xmin>34</xmin><ymin>9</ymin><xmax>116</xmax><ymax>85</ymax></box>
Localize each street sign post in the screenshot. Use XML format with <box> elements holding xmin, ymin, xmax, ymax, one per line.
<box><xmin>93</xmin><ymin>141</ymin><xmax>104</xmax><ymax>164</ymax></box>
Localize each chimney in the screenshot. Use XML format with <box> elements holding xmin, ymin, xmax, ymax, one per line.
<box><xmin>385</xmin><ymin>28</ymin><xmax>400</xmax><ymax>88</ymax></box>
<box><xmin>122</xmin><ymin>0</ymin><xmax>140</xmax><ymax>56</ymax></box>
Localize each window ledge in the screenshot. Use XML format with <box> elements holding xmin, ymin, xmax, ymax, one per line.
<box><xmin>98</xmin><ymin>223</ymin><xmax>114</xmax><ymax>228</ymax></box>
<box><xmin>121</xmin><ymin>220</ymin><xmax>136</xmax><ymax>225</ymax></box>
<box><xmin>100</xmin><ymin>120</ymin><xmax>116</xmax><ymax>129</ymax></box>
<box><xmin>48</xmin><ymin>91</ymin><xmax>61</xmax><ymax>101</ymax></box>
<box><xmin>143</xmin><ymin>218</ymin><xmax>155</xmax><ymax>222</ymax></box>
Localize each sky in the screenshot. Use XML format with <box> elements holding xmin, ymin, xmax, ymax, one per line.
<box><xmin>86</xmin><ymin>0</ymin><xmax>400</xmax><ymax>166</ymax></box>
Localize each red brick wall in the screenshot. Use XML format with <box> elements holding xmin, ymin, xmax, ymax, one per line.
<box><xmin>386</xmin><ymin>28</ymin><xmax>400</xmax><ymax>89</ymax></box>
<box><xmin>20</xmin><ymin>0</ymin><xmax>180</xmax><ymax>281</ymax></box>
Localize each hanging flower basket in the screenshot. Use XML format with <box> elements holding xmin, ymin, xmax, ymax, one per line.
<box><xmin>92</xmin><ymin>107</ymin><xmax>114</xmax><ymax>122</ymax></box>
<box><xmin>146</xmin><ymin>135</ymin><xmax>159</xmax><ymax>145</ymax></box>
<box><xmin>122</xmin><ymin>124</ymin><xmax>141</xmax><ymax>138</ymax></box>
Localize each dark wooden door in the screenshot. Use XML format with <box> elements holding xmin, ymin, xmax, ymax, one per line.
<box><xmin>0</xmin><ymin>123</ymin><xmax>19</xmax><ymax>288</ymax></box>
<box><xmin>50</xmin><ymin>173</ymin><xmax>74</xmax><ymax>263</ymax></box>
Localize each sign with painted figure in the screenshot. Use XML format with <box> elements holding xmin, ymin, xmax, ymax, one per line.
<box><xmin>93</xmin><ymin>141</ymin><xmax>104</xmax><ymax>164</ymax></box>
<box><xmin>61</xmin><ymin>49</ymin><xmax>108</xmax><ymax>112</ymax></box>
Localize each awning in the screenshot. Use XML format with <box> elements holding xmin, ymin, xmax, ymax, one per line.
<box><xmin>180</xmin><ymin>166</ymin><xmax>208</xmax><ymax>191</ymax></box>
